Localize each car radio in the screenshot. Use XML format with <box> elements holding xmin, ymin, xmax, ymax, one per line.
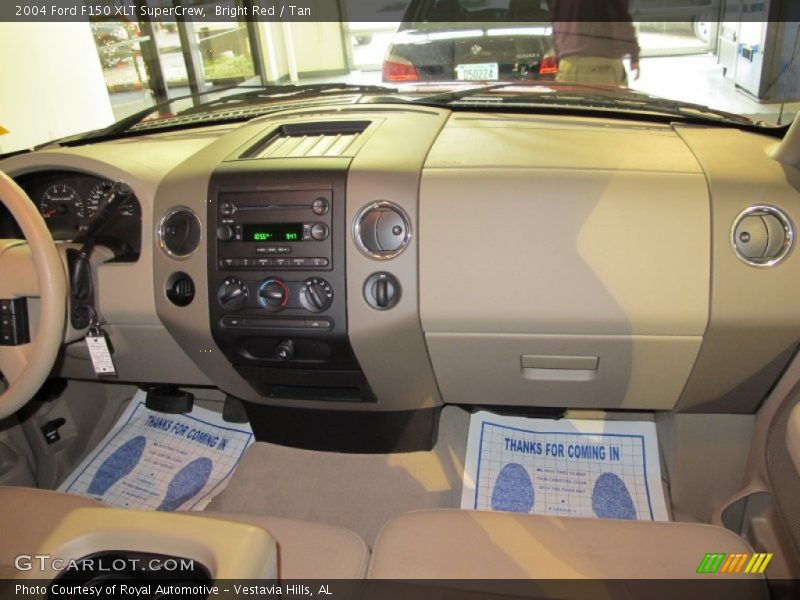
<box><xmin>216</xmin><ymin>189</ymin><xmax>332</xmax><ymax>271</ymax></box>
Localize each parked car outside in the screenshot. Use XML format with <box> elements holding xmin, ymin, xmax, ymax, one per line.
<box><xmin>383</xmin><ymin>0</ymin><xmax>557</xmax><ymax>82</ymax></box>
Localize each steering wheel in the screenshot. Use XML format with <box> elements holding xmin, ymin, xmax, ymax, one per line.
<box><xmin>0</xmin><ymin>170</ymin><xmax>66</xmax><ymax>420</ymax></box>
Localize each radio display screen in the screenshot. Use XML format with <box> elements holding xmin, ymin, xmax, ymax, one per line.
<box><xmin>242</xmin><ymin>223</ymin><xmax>303</xmax><ymax>242</ymax></box>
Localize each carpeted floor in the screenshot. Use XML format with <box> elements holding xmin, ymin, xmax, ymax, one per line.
<box><xmin>207</xmin><ymin>406</ymin><xmax>471</xmax><ymax>545</ymax></box>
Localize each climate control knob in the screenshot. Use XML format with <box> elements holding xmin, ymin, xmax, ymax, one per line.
<box><xmin>299</xmin><ymin>278</ymin><xmax>333</xmax><ymax>313</ymax></box>
<box><xmin>217</xmin><ymin>278</ymin><xmax>248</xmax><ymax>310</ymax></box>
<box><xmin>258</xmin><ymin>278</ymin><xmax>289</xmax><ymax>312</ymax></box>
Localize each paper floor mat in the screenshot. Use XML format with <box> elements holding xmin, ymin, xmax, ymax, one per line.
<box><xmin>461</xmin><ymin>411</ymin><xmax>669</xmax><ymax>521</ymax></box>
<box><xmin>58</xmin><ymin>390</ymin><xmax>253</xmax><ymax>511</ymax></box>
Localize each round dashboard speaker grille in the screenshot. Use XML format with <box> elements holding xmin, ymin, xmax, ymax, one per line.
<box><xmin>731</xmin><ymin>205</ymin><xmax>794</xmax><ymax>267</ymax></box>
<box><xmin>158</xmin><ymin>208</ymin><xmax>202</xmax><ymax>258</ymax></box>
<box><xmin>353</xmin><ymin>201</ymin><xmax>411</xmax><ymax>259</ymax></box>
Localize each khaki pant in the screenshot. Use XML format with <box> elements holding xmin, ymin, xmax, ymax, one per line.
<box><xmin>556</xmin><ymin>56</ymin><xmax>628</xmax><ymax>86</ymax></box>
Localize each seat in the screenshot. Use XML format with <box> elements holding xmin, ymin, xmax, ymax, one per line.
<box><xmin>0</xmin><ymin>487</ymin><xmax>369</xmax><ymax>579</ymax></box>
<box><xmin>185</xmin><ymin>511</ymin><xmax>369</xmax><ymax>579</ymax></box>
<box><xmin>0</xmin><ymin>486</ymin><xmax>101</xmax><ymax>578</ymax></box>
<box><xmin>368</xmin><ymin>509</ymin><xmax>763</xmax><ymax>579</ymax></box>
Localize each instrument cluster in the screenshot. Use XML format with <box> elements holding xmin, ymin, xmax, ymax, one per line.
<box><xmin>14</xmin><ymin>170</ymin><xmax>142</xmax><ymax>260</ymax></box>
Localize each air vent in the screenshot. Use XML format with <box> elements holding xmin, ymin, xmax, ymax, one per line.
<box><xmin>353</xmin><ymin>201</ymin><xmax>412</xmax><ymax>259</ymax></box>
<box><xmin>732</xmin><ymin>205</ymin><xmax>794</xmax><ymax>267</ymax></box>
<box><xmin>158</xmin><ymin>207</ymin><xmax>202</xmax><ymax>258</ymax></box>
<box><xmin>244</xmin><ymin>121</ymin><xmax>370</xmax><ymax>159</ymax></box>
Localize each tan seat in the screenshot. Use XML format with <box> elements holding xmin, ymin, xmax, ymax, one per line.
<box><xmin>0</xmin><ymin>486</ymin><xmax>100</xmax><ymax>575</ymax></box>
<box><xmin>368</xmin><ymin>509</ymin><xmax>763</xmax><ymax>580</ymax></box>
<box><xmin>0</xmin><ymin>487</ymin><xmax>369</xmax><ymax>579</ymax></box>
<box><xmin>188</xmin><ymin>511</ymin><xmax>369</xmax><ymax>579</ymax></box>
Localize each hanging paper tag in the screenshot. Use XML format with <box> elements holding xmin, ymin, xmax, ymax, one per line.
<box><xmin>86</xmin><ymin>329</ymin><xmax>116</xmax><ymax>376</ymax></box>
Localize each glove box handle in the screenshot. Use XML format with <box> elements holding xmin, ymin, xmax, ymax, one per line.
<box><xmin>521</xmin><ymin>355</ymin><xmax>599</xmax><ymax>382</ymax></box>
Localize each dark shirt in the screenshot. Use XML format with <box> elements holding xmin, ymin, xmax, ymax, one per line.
<box><xmin>549</xmin><ymin>0</ymin><xmax>640</xmax><ymax>61</ymax></box>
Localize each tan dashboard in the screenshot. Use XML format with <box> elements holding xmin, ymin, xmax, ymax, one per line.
<box><xmin>2</xmin><ymin>106</ymin><xmax>800</xmax><ymax>425</ymax></box>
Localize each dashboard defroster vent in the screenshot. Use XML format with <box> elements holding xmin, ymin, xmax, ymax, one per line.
<box><xmin>243</xmin><ymin>121</ymin><xmax>370</xmax><ymax>159</ymax></box>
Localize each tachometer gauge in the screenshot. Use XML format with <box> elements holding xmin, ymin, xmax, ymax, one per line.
<box><xmin>86</xmin><ymin>180</ymin><xmax>114</xmax><ymax>220</ymax></box>
<box><xmin>87</xmin><ymin>180</ymin><xmax>138</xmax><ymax>219</ymax></box>
<box><xmin>39</xmin><ymin>184</ymin><xmax>81</xmax><ymax>237</ymax></box>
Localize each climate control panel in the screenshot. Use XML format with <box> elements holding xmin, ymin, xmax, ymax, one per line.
<box><xmin>217</xmin><ymin>276</ymin><xmax>333</xmax><ymax>315</ymax></box>
<box><xmin>207</xmin><ymin>167</ymin><xmax>373</xmax><ymax>403</ymax></box>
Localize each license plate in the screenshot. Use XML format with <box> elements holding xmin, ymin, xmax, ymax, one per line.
<box><xmin>455</xmin><ymin>62</ymin><xmax>499</xmax><ymax>81</ymax></box>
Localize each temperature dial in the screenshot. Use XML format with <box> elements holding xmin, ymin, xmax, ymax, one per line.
<box><xmin>299</xmin><ymin>278</ymin><xmax>333</xmax><ymax>313</ymax></box>
<box><xmin>218</xmin><ymin>278</ymin><xmax>248</xmax><ymax>310</ymax></box>
<box><xmin>258</xmin><ymin>278</ymin><xmax>290</xmax><ymax>312</ymax></box>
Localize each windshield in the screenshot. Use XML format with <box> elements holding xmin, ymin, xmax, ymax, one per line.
<box><xmin>1</xmin><ymin>0</ymin><xmax>798</xmax><ymax>153</ymax></box>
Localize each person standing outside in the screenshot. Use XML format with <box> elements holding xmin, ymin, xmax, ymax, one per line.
<box><xmin>549</xmin><ymin>0</ymin><xmax>641</xmax><ymax>86</ymax></box>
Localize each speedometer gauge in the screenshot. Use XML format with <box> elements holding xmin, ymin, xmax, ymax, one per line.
<box><xmin>39</xmin><ymin>184</ymin><xmax>81</xmax><ymax>237</ymax></box>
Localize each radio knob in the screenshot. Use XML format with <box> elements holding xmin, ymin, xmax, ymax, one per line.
<box><xmin>216</xmin><ymin>225</ymin><xmax>234</xmax><ymax>242</ymax></box>
<box><xmin>258</xmin><ymin>278</ymin><xmax>289</xmax><ymax>312</ymax></box>
<box><xmin>312</xmin><ymin>197</ymin><xmax>329</xmax><ymax>215</ymax></box>
<box><xmin>218</xmin><ymin>278</ymin><xmax>248</xmax><ymax>310</ymax></box>
<box><xmin>310</xmin><ymin>223</ymin><xmax>329</xmax><ymax>241</ymax></box>
<box><xmin>300</xmin><ymin>278</ymin><xmax>333</xmax><ymax>313</ymax></box>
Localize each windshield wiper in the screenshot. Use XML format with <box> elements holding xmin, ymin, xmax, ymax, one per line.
<box><xmin>190</xmin><ymin>83</ymin><xmax>397</xmax><ymax>111</ymax></box>
<box><xmin>377</xmin><ymin>84</ymin><xmax>753</xmax><ymax>126</ymax></box>
<box><xmin>408</xmin><ymin>84</ymin><xmax>510</xmax><ymax>104</ymax></box>
<box><xmin>370</xmin><ymin>84</ymin><xmax>510</xmax><ymax>106</ymax></box>
<box><xmin>407</xmin><ymin>88</ymin><xmax>755</xmax><ymax>126</ymax></box>
<box><xmin>521</xmin><ymin>92</ymin><xmax>754</xmax><ymax>125</ymax></box>
<box><xmin>41</xmin><ymin>83</ymin><xmax>245</xmax><ymax>147</ymax></box>
<box><xmin>47</xmin><ymin>83</ymin><xmax>399</xmax><ymax>147</ymax></box>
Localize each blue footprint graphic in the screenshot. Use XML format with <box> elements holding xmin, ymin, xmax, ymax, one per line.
<box><xmin>491</xmin><ymin>463</ymin><xmax>535</xmax><ymax>513</ymax></box>
<box><xmin>592</xmin><ymin>472</ymin><xmax>637</xmax><ymax>520</ymax></box>
<box><xmin>157</xmin><ymin>457</ymin><xmax>213</xmax><ymax>511</ymax></box>
<box><xmin>87</xmin><ymin>436</ymin><xmax>146</xmax><ymax>496</ymax></box>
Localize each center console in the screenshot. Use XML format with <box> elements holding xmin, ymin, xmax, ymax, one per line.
<box><xmin>208</xmin><ymin>164</ymin><xmax>374</xmax><ymax>403</ymax></box>
<box><xmin>152</xmin><ymin>107</ymin><xmax>450</xmax><ymax>453</ymax></box>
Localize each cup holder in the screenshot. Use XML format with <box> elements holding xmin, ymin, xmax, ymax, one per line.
<box><xmin>46</xmin><ymin>551</ymin><xmax>212</xmax><ymax>600</ymax></box>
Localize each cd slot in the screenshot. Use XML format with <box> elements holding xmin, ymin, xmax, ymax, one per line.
<box><xmin>231</xmin><ymin>204</ymin><xmax>311</xmax><ymax>212</ymax></box>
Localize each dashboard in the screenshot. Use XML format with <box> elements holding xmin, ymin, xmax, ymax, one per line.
<box><xmin>2</xmin><ymin>106</ymin><xmax>800</xmax><ymax>452</ymax></box>
<box><xmin>7</xmin><ymin>170</ymin><xmax>142</xmax><ymax>260</ymax></box>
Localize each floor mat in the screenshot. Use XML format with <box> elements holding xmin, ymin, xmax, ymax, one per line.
<box><xmin>461</xmin><ymin>410</ymin><xmax>670</xmax><ymax>521</ymax></box>
<box><xmin>58</xmin><ymin>390</ymin><xmax>254</xmax><ymax>511</ymax></box>
<box><xmin>208</xmin><ymin>405</ymin><xmax>471</xmax><ymax>545</ymax></box>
